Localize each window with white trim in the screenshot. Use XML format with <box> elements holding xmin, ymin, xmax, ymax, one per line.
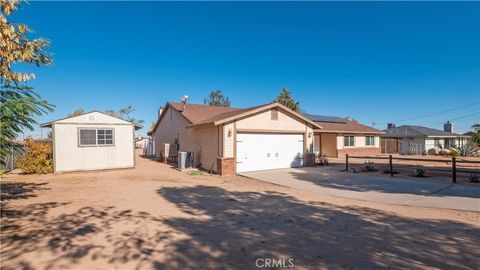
<box><xmin>79</xmin><ymin>128</ymin><xmax>114</xmax><ymax>146</ymax></box>
<box><xmin>344</xmin><ymin>135</ymin><xmax>355</xmax><ymax>147</ymax></box>
<box><xmin>366</xmin><ymin>135</ymin><xmax>375</xmax><ymax>146</ymax></box>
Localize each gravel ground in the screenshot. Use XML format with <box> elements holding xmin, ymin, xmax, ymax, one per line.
<box><xmin>1</xmin><ymin>151</ymin><xmax>479</xmax><ymax>270</ymax></box>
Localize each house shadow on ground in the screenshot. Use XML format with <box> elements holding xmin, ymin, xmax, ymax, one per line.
<box><xmin>1</xmin><ymin>182</ymin><xmax>479</xmax><ymax>269</ymax></box>
<box><xmin>155</xmin><ymin>186</ymin><xmax>479</xmax><ymax>269</ymax></box>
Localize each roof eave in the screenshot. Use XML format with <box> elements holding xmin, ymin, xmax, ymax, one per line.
<box><xmin>187</xmin><ymin>122</ymin><xmax>216</xmax><ymax>129</ymax></box>
<box><xmin>212</xmin><ymin>103</ymin><xmax>324</xmax><ymax>129</ymax></box>
<box><xmin>426</xmin><ymin>135</ymin><xmax>470</xmax><ymax>138</ymax></box>
<box><xmin>39</xmin><ymin>122</ymin><xmax>53</xmax><ymax>128</ymax></box>
<box><xmin>314</xmin><ymin>129</ymin><xmax>384</xmax><ymax>134</ymax></box>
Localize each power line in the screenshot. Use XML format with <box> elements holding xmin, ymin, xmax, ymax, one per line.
<box><xmin>381</xmin><ymin>102</ymin><xmax>479</xmax><ymax>124</ymax></box>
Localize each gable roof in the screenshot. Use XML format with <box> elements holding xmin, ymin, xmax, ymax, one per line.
<box><xmin>169</xmin><ymin>102</ymin><xmax>242</xmax><ymax>124</ymax></box>
<box><xmin>152</xmin><ymin>102</ymin><xmax>323</xmax><ymax>132</ymax></box>
<box><xmin>381</xmin><ymin>125</ymin><xmax>467</xmax><ymax>138</ymax></box>
<box><xmin>40</xmin><ymin>111</ymin><xmax>143</xmax><ymax>130</ymax></box>
<box><xmin>304</xmin><ymin>113</ymin><xmax>383</xmax><ymax>134</ymax></box>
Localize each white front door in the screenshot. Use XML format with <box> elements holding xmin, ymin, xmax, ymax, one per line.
<box><xmin>236</xmin><ymin>133</ymin><xmax>304</xmax><ymax>173</ymax></box>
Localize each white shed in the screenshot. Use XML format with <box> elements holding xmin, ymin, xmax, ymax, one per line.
<box><xmin>40</xmin><ymin>111</ymin><xmax>142</xmax><ymax>172</ymax></box>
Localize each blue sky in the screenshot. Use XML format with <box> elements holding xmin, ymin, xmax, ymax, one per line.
<box><xmin>15</xmin><ymin>1</ymin><xmax>480</xmax><ymax>136</ymax></box>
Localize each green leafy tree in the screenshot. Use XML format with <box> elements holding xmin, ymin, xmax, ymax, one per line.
<box><xmin>203</xmin><ymin>90</ymin><xmax>231</xmax><ymax>107</ymax></box>
<box><xmin>0</xmin><ymin>1</ymin><xmax>54</xmax><ymax>165</ymax></box>
<box><xmin>273</xmin><ymin>87</ymin><xmax>300</xmax><ymax>112</ymax></box>
<box><xmin>105</xmin><ymin>106</ymin><xmax>144</xmax><ymax>126</ymax></box>
<box><xmin>67</xmin><ymin>108</ymin><xmax>85</xmax><ymax>117</ymax></box>
<box><xmin>470</xmin><ymin>123</ymin><xmax>480</xmax><ymax>145</ymax></box>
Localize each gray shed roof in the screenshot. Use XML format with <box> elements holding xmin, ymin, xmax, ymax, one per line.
<box><xmin>381</xmin><ymin>125</ymin><xmax>467</xmax><ymax>138</ymax></box>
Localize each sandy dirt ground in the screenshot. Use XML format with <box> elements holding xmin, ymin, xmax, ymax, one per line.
<box><xmin>1</xmin><ymin>151</ymin><xmax>479</xmax><ymax>270</ymax></box>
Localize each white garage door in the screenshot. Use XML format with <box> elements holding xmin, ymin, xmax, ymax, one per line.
<box><xmin>236</xmin><ymin>133</ymin><xmax>304</xmax><ymax>173</ymax></box>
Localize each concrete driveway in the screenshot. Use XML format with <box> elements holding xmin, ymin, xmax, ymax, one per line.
<box><xmin>240</xmin><ymin>166</ymin><xmax>480</xmax><ymax>212</ymax></box>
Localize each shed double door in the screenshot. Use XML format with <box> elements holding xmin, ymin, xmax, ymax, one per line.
<box><xmin>236</xmin><ymin>133</ymin><xmax>304</xmax><ymax>173</ymax></box>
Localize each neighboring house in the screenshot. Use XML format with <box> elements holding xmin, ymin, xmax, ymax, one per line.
<box><xmin>40</xmin><ymin>111</ymin><xmax>142</xmax><ymax>172</ymax></box>
<box><xmin>135</xmin><ymin>137</ymin><xmax>146</xmax><ymax>149</ymax></box>
<box><xmin>380</xmin><ymin>123</ymin><xmax>469</xmax><ymax>154</ymax></box>
<box><xmin>151</xmin><ymin>102</ymin><xmax>321</xmax><ymax>175</ymax></box>
<box><xmin>303</xmin><ymin>114</ymin><xmax>383</xmax><ymax>158</ymax></box>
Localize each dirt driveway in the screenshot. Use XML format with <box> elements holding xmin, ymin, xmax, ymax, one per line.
<box><xmin>1</xmin><ymin>152</ymin><xmax>479</xmax><ymax>269</ymax></box>
<box><xmin>241</xmin><ymin>166</ymin><xmax>480</xmax><ymax>211</ymax></box>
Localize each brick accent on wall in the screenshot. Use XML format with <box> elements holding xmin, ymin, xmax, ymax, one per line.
<box><xmin>337</xmin><ymin>147</ymin><xmax>381</xmax><ymax>158</ymax></box>
<box><xmin>217</xmin><ymin>157</ymin><xmax>235</xmax><ymax>176</ymax></box>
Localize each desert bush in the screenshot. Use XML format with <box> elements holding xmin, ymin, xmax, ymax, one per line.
<box><xmin>363</xmin><ymin>160</ymin><xmax>377</xmax><ymax>172</ymax></box>
<box><xmin>407</xmin><ymin>147</ymin><xmax>416</xmax><ymax>155</ymax></box>
<box><xmin>413</xmin><ymin>167</ymin><xmax>426</xmax><ymax>177</ymax></box>
<box><xmin>468</xmin><ymin>172</ymin><xmax>480</xmax><ymax>183</ymax></box>
<box><xmin>17</xmin><ymin>139</ymin><xmax>53</xmax><ymax>174</ymax></box>
<box><xmin>451</xmin><ymin>144</ymin><xmax>476</xmax><ymax>157</ymax></box>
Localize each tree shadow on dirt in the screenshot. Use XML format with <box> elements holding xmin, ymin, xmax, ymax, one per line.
<box><xmin>1</xmin><ymin>183</ymin><xmax>478</xmax><ymax>270</ymax></box>
<box><xmin>155</xmin><ymin>185</ymin><xmax>479</xmax><ymax>269</ymax></box>
<box><xmin>1</xmin><ymin>200</ymin><xmax>175</xmax><ymax>270</ymax></box>
<box><xmin>0</xmin><ymin>182</ymin><xmax>49</xmax><ymax>201</ymax></box>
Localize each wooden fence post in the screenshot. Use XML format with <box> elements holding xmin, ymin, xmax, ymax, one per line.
<box><xmin>389</xmin><ymin>155</ymin><xmax>393</xmax><ymax>177</ymax></box>
<box><xmin>452</xmin><ymin>157</ymin><xmax>456</xmax><ymax>183</ymax></box>
<box><xmin>345</xmin><ymin>154</ymin><xmax>349</xmax><ymax>172</ymax></box>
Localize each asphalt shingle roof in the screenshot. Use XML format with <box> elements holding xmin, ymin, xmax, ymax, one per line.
<box><xmin>168</xmin><ymin>102</ymin><xmax>245</xmax><ymax>124</ymax></box>
<box><xmin>381</xmin><ymin>125</ymin><xmax>465</xmax><ymax>138</ymax></box>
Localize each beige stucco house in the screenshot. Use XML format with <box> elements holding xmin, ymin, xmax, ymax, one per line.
<box><xmin>41</xmin><ymin>111</ymin><xmax>142</xmax><ymax>172</ymax></box>
<box><xmin>304</xmin><ymin>113</ymin><xmax>383</xmax><ymax>158</ymax></box>
<box><xmin>151</xmin><ymin>102</ymin><xmax>382</xmax><ymax>176</ymax></box>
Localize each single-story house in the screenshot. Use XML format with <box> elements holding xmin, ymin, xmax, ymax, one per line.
<box><xmin>40</xmin><ymin>111</ymin><xmax>142</xmax><ymax>172</ymax></box>
<box><xmin>380</xmin><ymin>124</ymin><xmax>470</xmax><ymax>154</ymax></box>
<box><xmin>151</xmin><ymin>102</ymin><xmax>382</xmax><ymax>176</ymax></box>
<box><xmin>303</xmin><ymin>114</ymin><xmax>383</xmax><ymax>158</ymax></box>
<box><xmin>135</xmin><ymin>136</ymin><xmax>146</xmax><ymax>149</ymax></box>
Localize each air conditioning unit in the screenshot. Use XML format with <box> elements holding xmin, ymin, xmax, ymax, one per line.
<box><xmin>177</xmin><ymin>151</ymin><xmax>193</xmax><ymax>170</ymax></box>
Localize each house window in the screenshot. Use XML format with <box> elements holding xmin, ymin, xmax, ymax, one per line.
<box><xmin>79</xmin><ymin>128</ymin><xmax>114</xmax><ymax>146</ymax></box>
<box><xmin>271</xmin><ymin>109</ymin><xmax>278</xmax><ymax>120</ymax></box>
<box><xmin>366</xmin><ymin>135</ymin><xmax>375</xmax><ymax>146</ymax></box>
<box><xmin>79</xmin><ymin>129</ymin><xmax>96</xmax><ymax>146</ymax></box>
<box><xmin>434</xmin><ymin>139</ymin><xmax>441</xmax><ymax>147</ymax></box>
<box><xmin>344</xmin><ymin>135</ymin><xmax>355</xmax><ymax>147</ymax></box>
<box><xmin>97</xmin><ymin>129</ymin><xmax>114</xmax><ymax>145</ymax></box>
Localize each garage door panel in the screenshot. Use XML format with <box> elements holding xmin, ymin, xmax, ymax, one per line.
<box><xmin>236</xmin><ymin>133</ymin><xmax>304</xmax><ymax>173</ymax></box>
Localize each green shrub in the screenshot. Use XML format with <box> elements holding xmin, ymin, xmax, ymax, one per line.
<box><xmin>17</xmin><ymin>139</ymin><xmax>53</xmax><ymax>174</ymax></box>
<box><xmin>407</xmin><ymin>147</ymin><xmax>416</xmax><ymax>155</ymax></box>
<box><xmin>450</xmin><ymin>149</ymin><xmax>460</xmax><ymax>157</ymax></box>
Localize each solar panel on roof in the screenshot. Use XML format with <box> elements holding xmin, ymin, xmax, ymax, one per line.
<box><xmin>303</xmin><ymin>113</ymin><xmax>347</xmax><ymax>124</ymax></box>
